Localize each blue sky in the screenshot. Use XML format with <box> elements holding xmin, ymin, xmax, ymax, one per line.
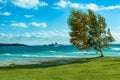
<box><xmin>0</xmin><ymin>0</ymin><xmax>120</xmax><ymax>45</ymax></box>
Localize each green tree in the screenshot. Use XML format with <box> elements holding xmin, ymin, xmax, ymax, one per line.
<box><xmin>68</xmin><ymin>9</ymin><xmax>114</xmax><ymax>57</ymax></box>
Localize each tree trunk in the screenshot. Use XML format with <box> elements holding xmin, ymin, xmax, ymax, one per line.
<box><xmin>99</xmin><ymin>49</ymin><xmax>104</xmax><ymax>57</ymax></box>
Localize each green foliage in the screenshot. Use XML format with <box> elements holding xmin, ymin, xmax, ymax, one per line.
<box><xmin>9</xmin><ymin>63</ymin><xmax>17</xmax><ymax>66</ymax></box>
<box><xmin>68</xmin><ymin>9</ymin><xmax>115</xmax><ymax>57</ymax></box>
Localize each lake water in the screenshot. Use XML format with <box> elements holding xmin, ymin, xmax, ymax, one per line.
<box><xmin>0</xmin><ymin>45</ymin><xmax>120</xmax><ymax>61</ymax></box>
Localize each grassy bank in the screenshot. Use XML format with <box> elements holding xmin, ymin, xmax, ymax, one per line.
<box><xmin>0</xmin><ymin>57</ymin><xmax>120</xmax><ymax>80</ymax></box>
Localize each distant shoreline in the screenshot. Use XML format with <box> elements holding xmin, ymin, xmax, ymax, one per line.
<box><xmin>0</xmin><ymin>43</ymin><xmax>27</xmax><ymax>46</ymax></box>
<box><xmin>0</xmin><ymin>58</ymin><xmax>75</xmax><ymax>66</ymax></box>
<box><xmin>0</xmin><ymin>43</ymin><xmax>120</xmax><ymax>47</ymax></box>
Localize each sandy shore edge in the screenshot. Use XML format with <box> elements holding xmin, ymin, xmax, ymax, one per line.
<box><xmin>0</xmin><ymin>58</ymin><xmax>81</xmax><ymax>66</ymax></box>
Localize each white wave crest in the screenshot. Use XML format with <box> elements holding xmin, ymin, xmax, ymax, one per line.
<box><xmin>73</xmin><ymin>51</ymin><xmax>95</xmax><ymax>54</ymax></box>
<box><xmin>111</xmin><ymin>48</ymin><xmax>120</xmax><ymax>50</ymax></box>
<box><xmin>22</xmin><ymin>54</ymin><xmax>39</xmax><ymax>58</ymax></box>
<box><xmin>73</xmin><ymin>52</ymin><xmax>84</xmax><ymax>54</ymax></box>
<box><xmin>4</xmin><ymin>53</ymin><xmax>12</xmax><ymax>56</ymax></box>
<box><xmin>48</xmin><ymin>51</ymin><xmax>56</xmax><ymax>53</ymax></box>
<box><xmin>21</xmin><ymin>54</ymin><xmax>77</xmax><ymax>58</ymax></box>
<box><xmin>85</xmin><ymin>52</ymin><xmax>95</xmax><ymax>54</ymax></box>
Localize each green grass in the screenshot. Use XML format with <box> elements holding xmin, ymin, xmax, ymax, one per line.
<box><xmin>0</xmin><ymin>57</ymin><xmax>120</xmax><ymax>80</ymax></box>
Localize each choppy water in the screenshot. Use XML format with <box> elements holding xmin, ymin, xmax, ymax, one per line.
<box><xmin>0</xmin><ymin>45</ymin><xmax>120</xmax><ymax>61</ymax></box>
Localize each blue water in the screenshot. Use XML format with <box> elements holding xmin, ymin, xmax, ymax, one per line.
<box><xmin>0</xmin><ymin>45</ymin><xmax>120</xmax><ymax>61</ymax></box>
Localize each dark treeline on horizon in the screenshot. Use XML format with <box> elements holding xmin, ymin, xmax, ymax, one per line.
<box><xmin>0</xmin><ymin>43</ymin><xmax>27</xmax><ymax>46</ymax></box>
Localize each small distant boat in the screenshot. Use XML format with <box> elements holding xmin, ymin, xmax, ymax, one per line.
<box><xmin>48</xmin><ymin>42</ymin><xmax>62</xmax><ymax>47</ymax></box>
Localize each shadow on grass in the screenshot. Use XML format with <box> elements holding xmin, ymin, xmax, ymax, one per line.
<box><xmin>0</xmin><ymin>57</ymin><xmax>105</xmax><ymax>70</ymax></box>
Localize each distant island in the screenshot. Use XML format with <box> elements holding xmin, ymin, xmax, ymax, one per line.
<box><xmin>0</xmin><ymin>43</ymin><xmax>27</xmax><ymax>46</ymax></box>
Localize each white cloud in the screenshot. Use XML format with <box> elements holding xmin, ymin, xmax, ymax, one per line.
<box><xmin>53</xmin><ymin>0</ymin><xmax>99</xmax><ymax>10</ymax></box>
<box><xmin>39</xmin><ymin>1</ymin><xmax>48</xmax><ymax>7</ymax></box>
<box><xmin>0</xmin><ymin>30</ymin><xmax>69</xmax><ymax>39</ymax></box>
<box><xmin>0</xmin><ymin>0</ymin><xmax>48</xmax><ymax>9</ymax></box>
<box><xmin>11</xmin><ymin>0</ymin><xmax>48</xmax><ymax>9</ymax></box>
<box><xmin>54</xmin><ymin>0</ymin><xmax>70</xmax><ymax>8</ymax></box>
<box><xmin>24</xmin><ymin>15</ymin><xmax>33</xmax><ymax>18</ymax></box>
<box><xmin>0</xmin><ymin>33</ymin><xmax>13</xmax><ymax>38</ymax></box>
<box><xmin>30</xmin><ymin>22</ymin><xmax>47</xmax><ymax>28</ymax></box>
<box><xmin>86</xmin><ymin>3</ymin><xmax>99</xmax><ymax>11</ymax></box>
<box><xmin>0</xmin><ymin>30</ymin><xmax>70</xmax><ymax>45</ymax></box>
<box><xmin>1</xmin><ymin>30</ymin><xmax>120</xmax><ymax>45</ymax></box>
<box><xmin>53</xmin><ymin>0</ymin><xmax>120</xmax><ymax>11</ymax></box>
<box><xmin>0</xmin><ymin>12</ymin><xmax>11</xmax><ymax>16</ymax></box>
<box><xmin>10</xmin><ymin>22</ymin><xmax>28</xmax><ymax>28</ymax></box>
<box><xmin>9</xmin><ymin>22</ymin><xmax>47</xmax><ymax>28</ymax></box>
<box><xmin>111</xmin><ymin>26</ymin><xmax>120</xmax><ymax>43</ymax></box>
<box><xmin>100</xmin><ymin>5</ymin><xmax>120</xmax><ymax>10</ymax></box>
<box><xmin>70</xmin><ymin>3</ymin><xmax>82</xmax><ymax>8</ymax></box>
<box><xmin>112</xmin><ymin>32</ymin><xmax>120</xmax><ymax>43</ymax></box>
<box><xmin>21</xmin><ymin>33</ymin><xmax>32</xmax><ymax>38</ymax></box>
